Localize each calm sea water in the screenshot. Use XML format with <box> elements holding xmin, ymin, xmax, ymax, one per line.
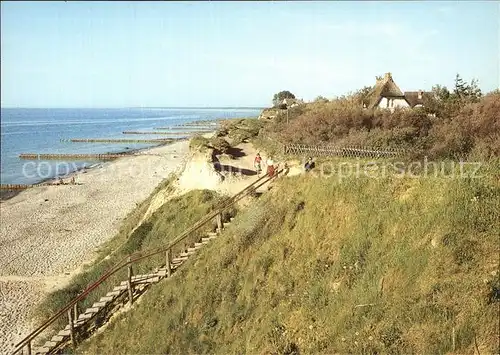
<box><xmin>0</xmin><ymin>108</ymin><xmax>261</xmax><ymax>185</ymax></box>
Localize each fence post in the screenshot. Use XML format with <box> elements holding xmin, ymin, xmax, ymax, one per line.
<box><xmin>26</xmin><ymin>341</ymin><xmax>32</xmax><ymax>355</ymax></box>
<box><xmin>452</xmin><ymin>326</ymin><xmax>456</xmax><ymax>352</ymax></box>
<box><xmin>73</xmin><ymin>302</ymin><xmax>78</xmax><ymax>322</ymax></box>
<box><xmin>166</xmin><ymin>249</ymin><xmax>172</xmax><ymax>277</ymax></box>
<box><xmin>216</xmin><ymin>212</ymin><xmax>223</xmax><ymax>233</ymax></box>
<box><xmin>68</xmin><ymin>308</ymin><xmax>76</xmax><ymax>350</ymax></box>
<box><xmin>127</xmin><ymin>257</ymin><xmax>134</xmax><ymax>306</ymax></box>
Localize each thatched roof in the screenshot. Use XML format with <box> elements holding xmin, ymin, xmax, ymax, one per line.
<box><xmin>404</xmin><ymin>91</ymin><xmax>433</xmax><ymax>107</ymax></box>
<box><xmin>365</xmin><ymin>73</ymin><xmax>406</xmax><ymax>109</ymax></box>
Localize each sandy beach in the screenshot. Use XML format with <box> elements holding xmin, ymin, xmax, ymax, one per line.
<box><xmin>0</xmin><ymin>140</ymin><xmax>191</xmax><ymax>354</ymax></box>
<box><xmin>0</xmin><ymin>133</ymin><xmax>296</xmax><ymax>354</ymax></box>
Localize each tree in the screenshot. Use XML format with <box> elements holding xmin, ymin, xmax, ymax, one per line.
<box><xmin>355</xmin><ymin>86</ymin><xmax>373</xmax><ymax>105</ymax></box>
<box><xmin>432</xmin><ymin>84</ymin><xmax>450</xmax><ymax>101</ymax></box>
<box><xmin>272</xmin><ymin>90</ymin><xmax>296</xmax><ymax>107</ymax></box>
<box><xmin>314</xmin><ymin>96</ymin><xmax>329</xmax><ymax>103</ymax></box>
<box><xmin>453</xmin><ymin>74</ymin><xmax>482</xmax><ymax>102</ymax></box>
<box><xmin>454</xmin><ymin>73</ymin><xmax>468</xmax><ymax>98</ymax></box>
<box><xmin>466</xmin><ymin>78</ymin><xmax>482</xmax><ymax>102</ymax></box>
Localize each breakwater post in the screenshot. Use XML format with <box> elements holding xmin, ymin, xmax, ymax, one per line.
<box><xmin>0</xmin><ymin>184</ymin><xmax>34</xmax><ymax>190</ymax></box>
<box><xmin>122</xmin><ymin>131</ymin><xmax>193</xmax><ymax>135</ymax></box>
<box><xmin>60</xmin><ymin>138</ymin><xmax>176</xmax><ymax>144</ymax></box>
<box><xmin>19</xmin><ymin>153</ymin><xmax>131</xmax><ymax>161</ymax></box>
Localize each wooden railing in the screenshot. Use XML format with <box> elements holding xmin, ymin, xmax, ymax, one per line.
<box><xmin>12</xmin><ymin>170</ymin><xmax>281</xmax><ymax>355</ymax></box>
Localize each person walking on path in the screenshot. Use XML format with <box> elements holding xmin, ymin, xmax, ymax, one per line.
<box><xmin>266</xmin><ymin>156</ymin><xmax>275</xmax><ymax>177</ymax></box>
<box><xmin>254</xmin><ymin>153</ymin><xmax>262</xmax><ymax>175</ymax></box>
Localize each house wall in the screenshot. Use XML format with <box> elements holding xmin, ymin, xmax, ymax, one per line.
<box><xmin>377</xmin><ymin>97</ymin><xmax>410</xmax><ymax>110</ymax></box>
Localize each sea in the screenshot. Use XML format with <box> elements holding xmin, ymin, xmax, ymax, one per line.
<box><xmin>0</xmin><ymin>108</ymin><xmax>262</xmax><ymax>186</ymax></box>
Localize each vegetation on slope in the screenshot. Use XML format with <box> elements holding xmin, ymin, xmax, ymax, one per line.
<box><xmin>262</xmin><ymin>91</ymin><xmax>499</xmax><ymax>160</ymax></box>
<box><xmin>80</xmin><ymin>164</ymin><xmax>500</xmax><ymax>354</ymax></box>
<box><xmin>248</xmin><ymin>76</ymin><xmax>499</xmax><ymax>161</ymax></box>
<box><xmin>189</xmin><ymin>135</ymin><xmax>232</xmax><ymax>155</ymax></box>
<box><xmin>37</xmin><ymin>177</ymin><xmax>232</xmax><ymax>331</ymax></box>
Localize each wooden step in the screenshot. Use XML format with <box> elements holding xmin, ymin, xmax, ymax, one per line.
<box><xmin>57</xmin><ymin>329</ymin><xmax>71</xmax><ymax>337</ymax></box>
<box><xmin>120</xmin><ymin>276</ymin><xmax>160</xmax><ymax>286</ymax></box>
<box><xmin>78</xmin><ymin>313</ymin><xmax>94</xmax><ymax>320</ymax></box>
<box><xmin>194</xmin><ymin>242</ymin><xmax>205</xmax><ymax>247</ymax></box>
<box><xmin>206</xmin><ymin>232</ymin><xmax>218</xmax><ymax>237</ymax></box>
<box><xmin>99</xmin><ymin>296</ymin><xmax>114</xmax><ymax>302</ymax></box>
<box><xmin>50</xmin><ymin>334</ymin><xmax>65</xmax><ymax>342</ymax></box>
<box><xmin>85</xmin><ymin>307</ymin><xmax>100</xmax><ymax>314</ymax></box>
<box><xmin>173</xmin><ymin>255</ymin><xmax>188</xmax><ymax>261</ymax></box>
<box><xmin>171</xmin><ymin>259</ymin><xmax>186</xmax><ymax>265</ymax></box>
<box><xmin>186</xmin><ymin>247</ymin><xmax>197</xmax><ymax>253</ymax></box>
<box><xmin>171</xmin><ymin>263</ymin><xmax>182</xmax><ymax>270</ymax></box>
<box><xmin>92</xmin><ymin>301</ymin><xmax>107</xmax><ymax>308</ymax></box>
<box><xmin>178</xmin><ymin>252</ymin><xmax>192</xmax><ymax>258</ymax></box>
<box><xmin>106</xmin><ymin>290</ymin><xmax>122</xmax><ymax>297</ymax></box>
<box><xmin>112</xmin><ymin>285</ymin><xmax>128</xmax><ymax>292</ymax></box>
<box><xmin>131</xmin><ymin>273</ymin><xmax>157</xmax><ymax>281</ymax></box>
<box><xmin>42</xmin><ymin>340</ymin><xmax>58</xmax><ymax>348</ymax></box>
<box><xmin>36</xmin><ymin>347</ymin><xmax>50</xmax><ymax>354</ymax></box>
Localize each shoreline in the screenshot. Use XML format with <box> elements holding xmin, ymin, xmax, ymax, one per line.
<box><xmin>0</xmin><ymin>129</ymin><xmax>217</xmax><ymax>354</ymax></box>
<box><xmin>0</xmin><ymin>128</ymin><xmax>214</xmax><ymax>202</ymax></box>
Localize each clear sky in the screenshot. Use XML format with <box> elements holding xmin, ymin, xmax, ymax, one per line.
<box><xmin>1</xmin><ymin>1</ymin><xmax>499</xmax><ymax>108</ymax></box>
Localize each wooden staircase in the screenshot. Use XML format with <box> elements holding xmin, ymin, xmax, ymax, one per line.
<box><xmin>14</xmin><ymin>171</ymin><xmax>282</xmax><ymax>355</ymax></box>
<box><xmin>34</xmin><ymin>222</ymin><xmax>231</xmax><ymax>354</ymax></box>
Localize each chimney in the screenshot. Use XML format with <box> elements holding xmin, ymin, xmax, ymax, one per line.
<box><xmin>384</xmin><ymin>72</ymin><xmax>392</xmax><ymax>81</ymax></box>
<box><xmin>418</xmin><ymin>90</ymin><xmax>423</xmax><ymax>100</ymax></box>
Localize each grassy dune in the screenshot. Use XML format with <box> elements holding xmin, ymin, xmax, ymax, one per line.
<box><xmin>36</xmin><ymin>175</ymin><xmax>233</xmax><ymax>332</ymax></box>
<box><xmin>79</xmin><ymin>162</ymin><xmax>499</xmax><ymax>354</ymax></box>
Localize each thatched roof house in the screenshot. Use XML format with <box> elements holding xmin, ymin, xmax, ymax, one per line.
<box><xmin>404</xmin><ymin>91</ymin><xmax>433</xmax><ymax>108</ymax></box>
<box><xmin>364</xmin><ymin>73</ymin><xmax>432</xmax><ymax>111</ymax></box>
<box><xmin>280</xmin><ymin>98</ymin><xmax>304</xmax><ymax>109</ymax></box>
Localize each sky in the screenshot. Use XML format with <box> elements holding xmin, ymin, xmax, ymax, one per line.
<box><xmin>1</xmin><ymin>1</ymin><xmax>499</xmax><ymax>108</ymax></box>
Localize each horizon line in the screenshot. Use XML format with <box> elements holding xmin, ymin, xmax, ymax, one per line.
<box><xmin>0</xmin><ymin>106</ymin><xmax>267</xmax><ymax>110</ymax></box>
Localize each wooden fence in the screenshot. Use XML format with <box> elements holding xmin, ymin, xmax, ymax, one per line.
<box><xmin>283</xmin><ymin>143</ymin><xmax>409</xmax><ymax>158</ymax></box>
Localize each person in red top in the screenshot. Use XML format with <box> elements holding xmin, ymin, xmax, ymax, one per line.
<box><xmin>254</xmin><ymin>153</ymin><xmax>262</xmax><ymax>175</ymax></box>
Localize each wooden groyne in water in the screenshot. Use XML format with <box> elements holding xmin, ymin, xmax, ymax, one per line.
<box><xmin>0</xmin><ymin>184</ymin><xmax>34</xmax><ymax>190</ymax></box>
<box><xmin>153</xmin><ymin>127</ymin><xmax>214</xmax><ymax>132</ymax></box>
<box><xmin>60</xmin><ymin>138</ymin><xmax>176</xmax><ymax>144</ymax></box>
<box><xmin>179</xmin><ymin>122</ymin><xmax>218</xmax><ymax>127</ymax></box>
<box><xmin>19</xmin><ymin>153</ymin><xmax>132</xmax><ymax>161</ymax></box>
<box><xmin>122</xmin><ymin>131</ymin><xmax>194</xmax><ymax>135</ymax></box>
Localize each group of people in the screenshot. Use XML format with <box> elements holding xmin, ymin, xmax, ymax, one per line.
<box><xmin>254</xmin><ymin>153</ymin><xmax>275</xmax><ymax>177</ymax></box>
<box><xmin>254</xmin><ymin>153</ymin><xmax>316</xmax><ymax>177</ymax></box>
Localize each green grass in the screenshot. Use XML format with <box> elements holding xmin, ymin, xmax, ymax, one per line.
<box><xmin>189</xmin><ymin>135</ymin><xmax>210</xmax><ymax>152</ymax></box>
<box><xmin>36</xmin><ymin>175</ymin><xmax>233</xmax><ymax>335</ymax></box>
<box><xmin>217</xmin><ymin>117</ymin><xmax>266</xmax><ymax>145</ymax></box>
<box><xmin>79</xmin><ymin>160</ymin><xmax>500</xmax><ymax>354</ymax></box>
